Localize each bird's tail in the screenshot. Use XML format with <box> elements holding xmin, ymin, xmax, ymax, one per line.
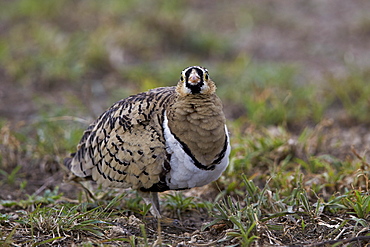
<box><xmin>63</xmin><ymin>153</ymin><xmax>75</xmax><ymax>170</ymax></box>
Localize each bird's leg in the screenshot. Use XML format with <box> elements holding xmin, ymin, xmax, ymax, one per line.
<box><xmin>151</xmin><ymin>191</ymin><xmax>160</xmax><ymax>214</ymax></box>
<box><xmin>139</xmin><ymin>191</ymin><xmax>161</xmax><ymax>218</ymax></box>
<box><xmin>138</xmin><ymin>191</ymin><xmax>163</xmax><ymax>246</ymax></box>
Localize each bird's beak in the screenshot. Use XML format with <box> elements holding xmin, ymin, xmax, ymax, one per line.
<box><xmin>188</xmin><ymin>70</ymin><xmax>201</xmax><ymax>84</ymax></box>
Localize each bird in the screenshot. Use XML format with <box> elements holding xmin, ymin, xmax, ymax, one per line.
<box><xmin>64</xmin><ymin>66</ymin><xmax>231</xmax><ymax>218</ymax></box>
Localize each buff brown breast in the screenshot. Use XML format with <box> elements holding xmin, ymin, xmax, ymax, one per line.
<box><xmin>64</xmin><ymin>66</ymin><xmax>231</xmax><ymax>218</ymax></box>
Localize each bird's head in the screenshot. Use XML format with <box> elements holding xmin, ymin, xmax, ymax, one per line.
<box><xmin>176</xmin><ymin>66</ymin><xmax>216</xmax><ymax>97</ymax></box>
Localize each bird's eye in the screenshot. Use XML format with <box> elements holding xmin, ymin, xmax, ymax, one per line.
<box><xmin>204</xmin><ymin>73</ymin><xmax>209</xmax><ymax>80</ymax></box>
<box><xmin>180</xmin><ymin>75</ymin><xmax>184</xmax><ymax>82</ymax></box>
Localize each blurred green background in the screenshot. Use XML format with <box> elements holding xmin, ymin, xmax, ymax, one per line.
<box><xmin>1</xmin><ymin>0</ymin><xmax>369</xmax><ymax>127</ymax></box>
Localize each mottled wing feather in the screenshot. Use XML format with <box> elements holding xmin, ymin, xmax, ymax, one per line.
<box><xmin>67</xmin><ymin>87</ymin><xmax>176</xmax><ymax>190</ymax></box>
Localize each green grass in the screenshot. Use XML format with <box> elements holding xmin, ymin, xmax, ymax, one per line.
<box><xmin>2</xmin><ymin>115</ymin><xmax>370</xmax><ymax>245</ymax></box>
<box><xmin>326</xmin><ymin>68</ymin><xmax>370</xmax><ymax>123</ymax></box>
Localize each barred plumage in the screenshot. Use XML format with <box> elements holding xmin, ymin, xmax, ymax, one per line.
<box><xmin>64</xmin><ymin>66</ymin><xmax>231</xmax><ymax>217</ymax></box>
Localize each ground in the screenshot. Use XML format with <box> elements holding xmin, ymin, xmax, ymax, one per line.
<box><xmin>1</xmin><ymin>1</ymin><xmax>370</xmax><ymax>246</ymax></box>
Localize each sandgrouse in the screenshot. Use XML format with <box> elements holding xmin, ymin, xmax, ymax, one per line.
<box><xmin>64</xmin><ymin>66</ymin><xmax>231</xmax><ymax>218</ymax></box>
